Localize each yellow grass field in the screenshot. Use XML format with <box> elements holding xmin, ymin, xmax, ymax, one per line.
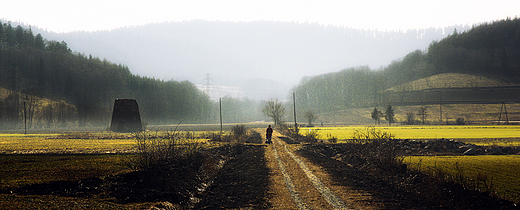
<box><xmin>405</xmin><ymin>155</ymin><xmax>520</xmax><ymax>203</ymax></box>
<box><xmin>0</xmin><ymin>134</ymin><xmax>137</xmax><ymax>154</ymax></box>
<box><xmin>304</xmin><ymin>125</ymin><xmax>520</xmax><ymax>145</ymax></box>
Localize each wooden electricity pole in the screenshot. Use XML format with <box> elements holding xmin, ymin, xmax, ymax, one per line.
<box><xmin>219</xmin><ymin>98</ymin><xmax>223</xmax><ymax>134</ymax></box>
<box><xmin>293</xmin><ymin>92</ymin><xmax>297</xmax><ymax>132</ymax></box>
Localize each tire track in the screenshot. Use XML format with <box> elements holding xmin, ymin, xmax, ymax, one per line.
<box><xmin>272</xmin><ymin>139</ymin><xmax>308</xmax><ymax>210</ymax></box>
<box><xmin>273</xmin><ymin>138</ymin><xmax>348</xmax><ymax>210</ymax></box>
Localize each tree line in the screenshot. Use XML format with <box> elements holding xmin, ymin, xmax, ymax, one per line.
<box><xmin>0</xmin><ymin>21</ymin><xmax>218</xmax><ymax>129</ymax></box>
<box><xmin>292</xmin><ymin>17</ymin><xmax>520</xmax><ymax>116</ymax></box>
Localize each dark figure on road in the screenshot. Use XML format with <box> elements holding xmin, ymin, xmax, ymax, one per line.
<box><xmin>266</xmin><ymin>125</ymin><xmax>273</xmax><ymax>144</ymax></box>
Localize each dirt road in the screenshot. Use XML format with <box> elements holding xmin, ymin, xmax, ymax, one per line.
<box><xmin>264</xmin><ymin>132</ymin><xmax>379</xmax><ymax>210</ymax></box>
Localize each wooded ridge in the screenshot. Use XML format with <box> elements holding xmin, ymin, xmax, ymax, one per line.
<box><xmin>292</xmin><ymin>18</ymin><xmax>520</xmax><ymax>113</ymax></box>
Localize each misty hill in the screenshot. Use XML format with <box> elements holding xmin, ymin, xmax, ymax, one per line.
<box><xmin>36</xmin><ymin>21</ymin><xmax>469</xmax><ymax>100</ymax></box>
<box><xmin>292</xmin><ymin>18</ymin><xmax>520</xmax><ymax>114</ymax></box>
<box><xmin>0</xmin><ymin>21</ymin><xmax>214</xmax><ymax>128</ymax></box>
<box><xmin>387</xmin><ymin>73</ymin><xmax>517</xmax><ymax>92</ymax></box>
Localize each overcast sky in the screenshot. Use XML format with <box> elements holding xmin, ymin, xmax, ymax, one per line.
<box><xmin>1</xmin><ymin>0</ymin><xmax>519</xmax><ymax>33</ymax></box>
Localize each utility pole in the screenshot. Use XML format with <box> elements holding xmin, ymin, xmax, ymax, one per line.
<box><xmin>440</xmin><ymin>102</ymin><xmax>442</xmax><ymax>123</ymax></box>
<box><xmin>293</xmin><ymin>92</ymin><xmax>297</xmax><ymax>132</ymax></box>
<box><xmin>498</xmin><ymin>101</ymin><xmax>509</xmax><ymax>125</ymax></box>
<box><xmin>219</xmin><ymin>98</ymin><xmax>223</xmax><ymax>134</ymax></box>
<box><xmin>24</xmin><ymin>102</ymin><xmax>27</xmax><ymax>135</ymax></box>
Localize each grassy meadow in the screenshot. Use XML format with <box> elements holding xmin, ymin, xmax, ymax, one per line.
<box><xmin>405</xmin><ymin>155</ymin><xmax>520</xmax><ymax>203</ymax></box>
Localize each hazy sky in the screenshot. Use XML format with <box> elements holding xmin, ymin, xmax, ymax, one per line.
<box><xmin>2</xmin><ymin>0</ymin><xmax>519</xmax><ymax>33</ymax></box>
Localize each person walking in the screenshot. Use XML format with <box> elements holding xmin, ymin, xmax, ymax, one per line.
<box><xmin>265</xmin><ymin>125</ymin><xmax>273</xmax><ymax>144</ymax></box>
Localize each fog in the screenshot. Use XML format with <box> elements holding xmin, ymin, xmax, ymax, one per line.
<box><xmin>36</xmin><ymin>21</ymin><xmax>470</xmax><ymax>101</ymax></box>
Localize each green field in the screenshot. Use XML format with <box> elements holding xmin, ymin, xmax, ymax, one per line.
<box><xmin>305</xmin><ymin>125</ymin><xmax>520</xmax><ymax>145</ymax></box>
<box><xmin>405</xmin><ymin>155</ymin><xmax>520</xmax><ymax>203</ymax></box>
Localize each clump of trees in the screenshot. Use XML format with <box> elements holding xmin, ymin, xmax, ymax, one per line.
<box><xmin>371</xmin><ymin>105</ymin><xmax>395</xmax><ymax>125</ymax></box>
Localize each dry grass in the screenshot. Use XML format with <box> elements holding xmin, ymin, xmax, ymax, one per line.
<box><xmin>405</xmin><ymin>155</ymin><xmax>520</xmax><ymax>203</ymax></box>
<box><xmin>0</xmin><ymin>154</ymin><xmax>132</xmax><ymax>190</ymax></box>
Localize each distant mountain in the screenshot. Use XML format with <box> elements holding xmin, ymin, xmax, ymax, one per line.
<box><xmin>33</xmin><ymin>21</ymin><xmax>470</xmax><ymax>100</ymax></box>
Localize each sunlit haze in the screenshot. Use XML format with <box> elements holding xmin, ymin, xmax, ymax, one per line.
<box><xmin>2</xmin><ymin>0</ymin><xmax>519</xmax><ymax>33</ymax></box>
<box><xmin>2</xmin><ymin>0</ymin><xmax>519</xmax><ymax>100</ymax></box>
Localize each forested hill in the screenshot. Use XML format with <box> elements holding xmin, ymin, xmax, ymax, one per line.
<box><xmin>293</xmin><ymin>18</ymin><xmax>520</xmax><ymax>113</ymax></box>
<box><xmin>0</xmin><ymin>21</ymin><xmax>212</xmax><ymax>128</ymax></box>
<box><xmin>38</xmin><ymin>20</ymin><xmax>468</xmax><ymax>100</ymax></box>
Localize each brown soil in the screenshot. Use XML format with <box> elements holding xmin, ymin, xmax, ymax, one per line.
<box><xmin>2</xmin><ymin>133</ymin><xmax>519</xmax><ymax>209</ymax></box>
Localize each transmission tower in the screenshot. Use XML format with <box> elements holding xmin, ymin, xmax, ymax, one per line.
<box><xmin>203</xmin><ymin>73</ymin><xmax>213</xmax><ymax>96</ymax></box>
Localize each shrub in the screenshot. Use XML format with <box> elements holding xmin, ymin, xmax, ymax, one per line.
<box><xmin>351</xmin><ymin>126</ymin><xmax>394</xmax><ymax>141</ymax></box>
<box><xmin>456</xmin><ymin>117</ymin><xmax>466</xmax><ymax>125</ymax></box>
<box><xmin>303</xmin><ymin>129</ymin><xmax>320</xmax><ymax>142</ymax></box>
<box><xmin>130</xmin><ymin>130</ymin><xmax>204</xmax><ymax>171</ymax></box>
<box><xmin>231</xmin><ymin>124</ymin><xmax>247</xmax><ymax>143</ymax></box>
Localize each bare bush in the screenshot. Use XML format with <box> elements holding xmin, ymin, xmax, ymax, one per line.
<box><xmin>130</xmin><ymin>130</ymin><xmax>204</xmax><ymax>171</ymax></box>
<box><xmin>351</xmin><ymin>126</ymin><xmax>394</xmax><ymax>141</ymax></box>
<box><xmin>231</xmin><ymin>124</ymin><xmax>247</xmax><ymax>143</ymax></box>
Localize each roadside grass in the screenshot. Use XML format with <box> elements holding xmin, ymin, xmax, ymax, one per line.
<box><xmin>307</xmin><ymin>125</ymin><xmax>520</xmax><ymax>146</ymax></box>
<box><xmin>0</xmin><ymin>154</ymin><xmax>133</xmax><ymax>190</ymax></box>
<box><xmin>405</xmin><ymin>155</ymin><xmax>520</xmax><ymax>203</ymax></box>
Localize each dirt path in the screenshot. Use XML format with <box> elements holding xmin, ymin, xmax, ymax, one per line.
<box><xmin>264</xmin><ymin>131</ymin><xmax>377</xmax><ymax>209</ymax></box>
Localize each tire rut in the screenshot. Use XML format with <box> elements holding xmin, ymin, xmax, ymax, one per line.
<box><xmin>278</xmin><ymin>139</ymin><xmax>348</xmax><ymax>209</ymax></box>
<box><xmin>272</xmin><ymin>138</ymin><xmax>308</xmax><ymax>210</ymax></box>
<box><xmin>269</xmin><ymin>134</ymin><xmax>348</xmax><ymax>209</ymax></box>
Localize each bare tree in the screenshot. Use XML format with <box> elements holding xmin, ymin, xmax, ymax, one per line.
<box><xmin>405</xmin><ymin>112</ymin><xmax>416</xmax><ymax>125</ymax></box>
<box><xmin>262</xmin><ymin>99</ymin><xmax>286</xmax><ymax>126</ymax></box>
<box><xmin>303</xmin><ymin>110</ymin><xmax>318</xmax><ymax>126</ymax></box>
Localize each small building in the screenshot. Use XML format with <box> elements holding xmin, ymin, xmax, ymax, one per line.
<box><xmin>110</xmin><ymin>99</ymin><xmax>143</xmax><ymax>132</ymax></box>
